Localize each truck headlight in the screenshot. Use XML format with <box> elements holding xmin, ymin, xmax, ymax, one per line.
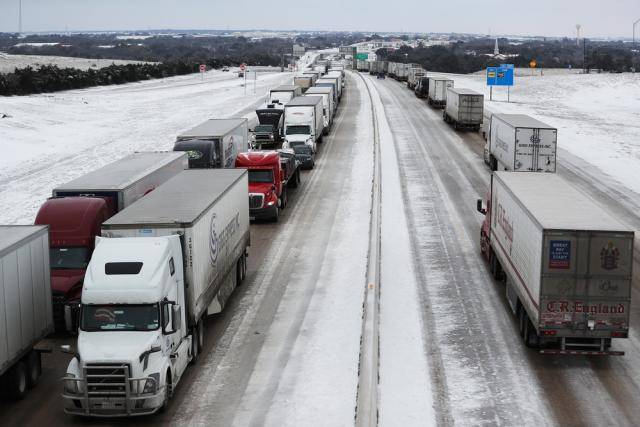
<box><xmin>143</xmin><ymin>373</ymin><xmax>160</xmax><ymax>394</ymax></box>
<box><xmin>64</xmin><ymin>374</ymin><xmax>78</xmax><ymax>394</ymax></box>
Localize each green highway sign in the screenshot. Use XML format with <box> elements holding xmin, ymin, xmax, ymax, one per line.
<box><xmin>355</xmin><ymin>53</ymin><xmax>368</xmax><ymax>60</ymax></box>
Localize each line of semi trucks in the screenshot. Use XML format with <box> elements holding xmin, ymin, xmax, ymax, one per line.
<box><xmin>0</xmin><ymin>56</ymin><xmax>346</xmax><ymax>416</ymax></box>
<box><xmin>363</xmin><ymin>59</ymin><xmax>634</xmax><ymax>356</ymax></box>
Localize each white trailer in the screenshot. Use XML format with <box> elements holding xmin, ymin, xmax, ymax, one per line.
<box><xmin>478</xmin><ymin>172</ymin><xmax>633</xmax><ymax>355</ymax></box>
<box><xmin>317</xmin><ymin>76</ymin><xmax>341</xmax><ymax>101</ymax></box>
<box><xmin>428</xmin><ymin>77</ymin><xmax>454</xmax><ymax>108</ymax></box>
<box><xmin>304</xmin><ymin>86</ymin><xmax>335</xmax><ymax>132</ymax></box>
<box><xmin>53</xmin><ymin>152</ymin><xmax>188</xmax><ymax>213</ymax></box>
<box><xmin>175</xmin><ymin>118</ymin><xmax>249</xmax><ymax>169</ymax></box>
<box><xmin>443</xmin><ymin>88</ymin><xmax>484</xmax><ymax>130</ymax></box>
<box><xmin>64</xmin><ymin>170</ymin><xmax>250</xmax><ymax>416</ymax></box>
<box><xmin>283</xmin><ymin>96</ymin><xmax>324</xmax><ymax>152</ymax></box>
<box><xmin>407</xmin><ymin>67</ymin><xmax>426</xmax><ymax>89</ymax></box>
<box><xmin>326</xmin><ymin>70</ymin><xmax>343</xmax><ymax>93</ymax></box>
<box><xmin>294</xmin><ymin>76</ymin><xmax>314</xmax><ymax>93</ymax></box>
<box><xmin>0</xmin><ymin>225</ymin><xmax>52</xmax><ymax>398</ymax></box>
<box><xmin>488</xmin><ymin>114</ymin><xmax>557</xmax><ymax>172</ymax></box>
<box><xmin>269</xmin><ymin>85</ymin><xmax>302</xmax><ymax>105</ymax></box>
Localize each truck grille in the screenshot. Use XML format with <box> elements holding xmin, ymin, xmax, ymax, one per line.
<box><xmin>85</xmin><ymin>363</ymin><xmax>130</xmax><ymax>397</ymax></box>
<box><xmin>249</xmin><ymin>194</ymin><xmax>264</xmax><ymax>209</ymax></box>
<box><xmin>255</xmin><ymin>134</ymin><xmax>271</xmax><ymax>141</ymax></box>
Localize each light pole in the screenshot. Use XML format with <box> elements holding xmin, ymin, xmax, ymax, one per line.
<box><xmin>634</xmin><ymin>19</ymin><xmax>640</xmax><ymax>48</ymax></box>
<box><xmin>18</xmin><ymin>0</ymin><xmax>22</xmax><ymax>35</ymax></box>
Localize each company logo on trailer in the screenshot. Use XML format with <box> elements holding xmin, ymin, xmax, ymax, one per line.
<box><xmin>496</xmin><ymin>203</ymin><xmax>514</xmax><ymax>252</ymax></box>
<box><xmin>549</xmin><ymin>240</ymin><xmax>571</xmax><ymax>269</ymax></box>
<box><xmin>600</xmin><ymin>242</ymin><xmax>620</xmax><ymax>270</ymax></box>
<box><xmin>209</xmin><ymin>212</ymin><xmax>241</xmax><ymax>265</ymax></box>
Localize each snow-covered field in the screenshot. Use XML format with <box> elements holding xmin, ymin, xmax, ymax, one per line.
<box><xmin>427</xmin><ymin>70</ymin><xmax>640</xmax><ymax>196</ymax></box>
<box><xmin>0</xmin><ymin>69</ymin><xmax>292</xmax><ymax>224</ymax></box>
<box><xmin>0</xmin><ymin>53</ymin><xmax>148</xmax><ymax>73</ymax></box>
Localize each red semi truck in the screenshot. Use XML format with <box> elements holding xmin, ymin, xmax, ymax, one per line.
<box><xmin>235</xmin><ymin>151</ymin><xmax>300</xmax><ymax>222</ymax></box>
<box><xmin>34</xmin><ymin>152</ymin><xmax>187</xmax><ymax>331</ymax></box>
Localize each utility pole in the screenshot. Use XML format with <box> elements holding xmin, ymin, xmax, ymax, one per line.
<box><xmin>18</xmin><ymin>0</ymin><xmax>22</xmax><ymax>35</ymax></box>
<box><xmin>634</xmin><ymin>19</ymin><xmax>640</xmax><ymax>48</ymax></box>
<box><xmin>583</xmin><ymin>38</ymin><xmax>587</xmax><ymax>74</ymax></box>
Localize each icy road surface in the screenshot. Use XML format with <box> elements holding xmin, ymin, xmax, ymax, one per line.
<box><xmin>0</xmin><ymin>69</ymin><xmax>292</xmax><ymax>224</ymax></box>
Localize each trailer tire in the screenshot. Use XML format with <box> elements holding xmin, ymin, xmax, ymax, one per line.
<box><xmin>7</xmin><ymin>361</ymin><xmax>28</xmax><ymax>399</ymax></box>
<box><xmin>26</xmin><ymin>351</ymin><xmax>41</xmax><ymax>388</ymax></box>
<box><xmin>523</xmin><ymin>314</ymin><xmax>540</xmax><ymax>348</ymax></box>
<box><xmin>190</xmin><ymin>327</ymin><xmax>199</xmax><ymax>364</ymax></box>
<box><xmin>281</xmin><ymin>188</ymin><xmax>287</xmax><ymax>209</ymax></box>
<box><xmin>197</xmin><ymin>318</ymin><xmax>205</xmax><ymax>353</ymax></box>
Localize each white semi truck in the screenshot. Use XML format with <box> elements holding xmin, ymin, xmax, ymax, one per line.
<box><xmin>282</xmin><ymin>96</ymin><xmax>324</xmax><ymax>153</ymax></box>
<box><xmin>0</xmin><ymin>226</ymin><xmax>53</xmax><ymax>399</ymax></box>
<box><xmin>62</xmin><ymin>169</ymin><xmax>250</xmax><ymax>416</ymax></box>
<box><xmin>174</xmin><ymin>118</ymin><xmax>248</xmax><ymax>169</ymax></box>
<box><xmin>478</xmin><ymin>172</ymin><xmax>633</xmax><ymax>355</ymax></box>
<box><xmin>486</xmin><ymin>114</ymin><xmax>557</xmax><ymax>172</ymax></box>
<box><xmin>428</xmin><ymin>77</ymin><xmax>454</xmax><ymax>108</ymax></box>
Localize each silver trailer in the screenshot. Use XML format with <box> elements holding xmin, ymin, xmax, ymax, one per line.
<box><xmin>294</xmin><ymin>76</ymin><xmax>314</xmax><ymax>93</ymax></box>
<box><xmin>317</xmin><ymin>76</ymin><xmax>341</xmax><ymax>102</ymax></box>
<box><xmin>487</xmin><ymin>114</ymin><xmax>557</xmax><ymax>172</ymax></box>
<box><xmin>428</xmin><ymin>77</ymin><xmax>454</xmax><ymax>108</ymax></box>
<box><xmin>443</xmin><ymin>88</ymin><xmax>484</xmax><ymax>131</ymax></box>
<box><xmin>407</xmin><ymin>67</ymin><xmax>426</xmax><ymax>89</ymax></box>
<box><xmin>478</xmin><ymin>172</ymin><xmax>633</xmax><ymax>355</ymax></box>
<box><xmin>301</xmin><ymin>72</ymin><xmax>319</xmax><ymax>85</ymax></box>
<box><xmin>0</xmin><ymin>225</ymin><xmax>52</xmax><ymax>398</ymax></box>
<box><xmin>269</xmin><ymin>85</ymin><xmax>302</xmax><ymax>105</ymax></box>
<box><xmin>175</xmin><ymin>118</ymin><xmax>249</xmax><ymax>169</ymax></box>
<box><xmin>102</xmin><ymin>169</ymin><xmax>250</xmax><ymax>324</ymax></box>
<box><xmin>53</xmin><ymin>152</ymin><xmax>188</xmax><ymax>213</ymax></box>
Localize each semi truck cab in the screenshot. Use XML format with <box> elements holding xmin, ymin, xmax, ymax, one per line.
<box><xmin>62</xmin><ymin>236</ymin><xmax>190</xmax><ymax>416</ymax></box>
<box><xmin>35</xmin><ymin>197</ymin><xmax>111</xmax><ymax>330</ymax></box>
<box><xmin>235</xmin><ymin>152</ymin><xmax>286</xmax><ymax>222</ymax></box>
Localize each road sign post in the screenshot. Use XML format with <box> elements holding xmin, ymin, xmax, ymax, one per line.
<box><xmin>486</xmin><ymin>64</ymin><xmax>514</xmax><ymax>102</ymax></box>
<box><xmin>199</xmin><ymin>64</ymin><xmax>206</xmax><ymax>81</ymax></box>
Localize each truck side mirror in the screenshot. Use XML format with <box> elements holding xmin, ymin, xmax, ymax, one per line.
<box><xmin>162</xmin><ymin>301</ymin><xmax>179</xmax><ymax>335</ymax></box>
<box><xmin>477</xmin><ymin>199</ymin><xmax>487</xmax><ymax>215</ymax></box>
<box><xmin>172</xmin><ymin>304</ymin><xmax>182</xmax><ymax>332</ymax></box>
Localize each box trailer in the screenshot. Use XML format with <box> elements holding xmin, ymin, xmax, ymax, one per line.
<box><xmin>174</xmin><ymin>118</ymin><xmax>249</xmax><ymax>169</ymax></box>
<box><xmin>269</xmin><ymin>85</ymin><xmax>302</xmax><ymax>105</ymax></box>
<box><xmin>428</xmin><ymin>77</ymin><xmax>454</xmax><ymax>108</ymax></box>
<box><xmin>443</xmin><ymin>88</ymin><xmax>484</xmax><ymax>131</ymax></box>
<box><xmin>488</xmin><ymin>114</ymin><xmax>557</xmax><ymax>172</ymax></box>
<box><xmin>304</xmin><ymin>86</ymin><xmax>335</xmax><ymax>132</ymax></box>
<box><xmin>317</xmin><ymin>76</ymin><xmax>341</xmax><ymax>101</ymax></box>
<box><xmin>478</xmin><ymin>172</ymin><xmax>633</xmax><ymax>355</ymax></box>
<box><xmin>407</xmin><ymin>67</ymin><xmax>426</xmax><ymax>89</ymax></box>
<box><xmin>0</xmin><ymin>225</ymin><xmax>52</xmax><ymax>398</ymax></box>
<box><xmin>52</xmin><ymin>152</ymin><xmax>188</xmax><ymax>213</ymax></box>
<box><xmin>294</xmin><ymin>76</ymin><xmax>314</xmax><ymax>93</ymax></box>
<box><xmin>283</xmin><ymin>96</ymin><xmax>324</xmax><ymax>152</ymax></box>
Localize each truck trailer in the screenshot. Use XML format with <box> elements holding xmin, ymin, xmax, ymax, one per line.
<box><xmin>486</xmin><ymin>114</ymin><xmax>557</xmax><ymax>172</ymax></box>
<box><xmin>304</xmin><ymin>87</ymin><xmax>334</xmax><ymax>133</ymax></box>
<box><xmin>0</xmin><ymin>225</ymin><xmax>53</xmax><ymax>399</ymax></box>
<box><xmin>36</xmin><ymin>152</ymin><xmax>188</xmax><ymax>331</ymax></box>
<box><xmin>477</xmin><ymin>172</ymin><xmax>633</xmax><ymax>355</ymax></box>
<box><xmin>293</xmin><ymin>76</ymin><xmax>314</xmax><ymax>93</ymax></box>
<box><xmin>443</xmin><ymin>88</ymin><xmax>484</xmax><ymax>131</ymax></box>
<box><xmin>428</xmin><ymin>77</ymin><xmax>454</xmax><ymax>108</ymax></box>
<box><xmin>174</xmin><ymin>118</ymin><xmax>248</xmax><ymax>169</ymax></box>
<box><xmin>269</xmin><ymin>85</ymin><xmax>302</xmax><ymax>105</ymax></box>
<box><xmin>63</xmin><ymin>169</ymin><xmax>250</xmax><ymax>416</ymax></box>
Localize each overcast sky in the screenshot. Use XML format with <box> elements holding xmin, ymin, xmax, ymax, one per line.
<box><xmin>0</xmin><ymin>0</ymin><xmax>637</xmax><ymax>38</ymax></box>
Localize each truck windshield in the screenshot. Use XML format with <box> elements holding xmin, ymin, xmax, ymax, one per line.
<box><xmin>81</xmin><ymin>304</ymin><xmax>160</xmax><ymax>331</ymax></box>
<box><xmin>50</xmin><ymin>247</ymin><xmax>91</xmax><ymax>270</ymax></box>
<box><xmin>248</xmin><ymin>169</ymin><xmax>274</xmax><ymax>183</ymax></box>
<box><xmin>286</xmin><ymin>125</ymin><xmax>311</xmax><ymax>135</ymax></box>
<box><xmin>255</xmin><ymin>125</ymin><xmax>274</xmax><ymax>133</ymax></box>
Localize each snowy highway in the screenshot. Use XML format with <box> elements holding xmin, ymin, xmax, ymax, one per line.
<box><xmin>2</xmin><ymin>68</ymin><xmax>640</xmax><ymax>426</ymax></box>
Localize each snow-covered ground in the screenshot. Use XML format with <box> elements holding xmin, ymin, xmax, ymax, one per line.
<box><xmin>0</xmin><ymin>69</ymin><xmax>292</xmax><ymax>224</ymax></box>
<box><xmin>0</xmin><ymin>53</ymin><xmax>148</xmax><ymax>73</ymax></box>
<box><xmin>428</xmin><ymin>70</ymin><xmax>640</xmax><ymax>195</ymax></box>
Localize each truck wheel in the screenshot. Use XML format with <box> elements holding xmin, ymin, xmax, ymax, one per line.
<box><xmin>523</xmin><ymin>316</ymin><xmax>540</xmax><ymax>348</ymax></box>
<box><xmin>281</xmin><ymin>188</ymin><xmax>288</xmax><ymax>209</ymax></box>
<box><xmin>190</xmin><ymin>328</ymin><xmax>199</xmax><ymax>364</ymax></box>
<box><xmin>160</xmin><ymin>370</ymin><xmax>172</xmax><ymax>412</ymax></box>
<box><xmin>197</xmin><ymin>318</ymin><xmax>205</xmax><ymax>353</ymax></box>
<box><xmin>272</xmin><ymin>206</ymin><xmax>279</xmax><ymax>222</ymax></box>
<box><xmin>26</xmin><ymin>351</ymin><xmax>41</xmax><ymax>388</ymax></box>
<box><xmin>7</xmin><ymin>361</ymin><xmax>28</xmax><ymax>399</ymax></box>
<box><xmin>290</xmin><ymin>170</ymin><xmax>299</xmax><ymax>189</ymax></box>
<box><xmin>518</xmin><ymin>305</ymin><xmax>526</xmax><ymax>337</ymax></box>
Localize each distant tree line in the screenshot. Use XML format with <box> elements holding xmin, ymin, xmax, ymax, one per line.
<box><xmin>0</xmin><ymin>61</ymin><xmax>196</xmax><ymax>96</ymax></box>
<box><xmin>376</xmin><ymin>38</ymin><xmax>637</xmax><ymax>74</ymax></box>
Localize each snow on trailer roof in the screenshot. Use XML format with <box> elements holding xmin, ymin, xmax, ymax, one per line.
<box><xmin>494</xmin><ymin>114</ymin><xmax>556</xmax><ymax>130</ymax></box>
<box><xmin>178</xmin><ymin>118</ymin><xmax>247</xmax><ymax>139</ymax></box>
<box><xmin>54</xmin><ymin>152</ymin><xmax>187</xmax><ymax>192</ymax></box>
<box><xmin>285</xmin><ymin>96</ymin><xmax>323</xmax><ymax>107</ymax></box>
<box><xmin>448</xmin><ymin>88</ymin><xmax>482</xmax><ymax>96</ymax></box>
<box><xmin>0</xmin><ymin>225</ymin><xmax>47</xmax><ymax>257</ymax></box>
<box><xmin>102</xmin><ymin>169</ymin><xmax>247</xmax><ymax>228</ymax></box>
<box><xmin>271</xmin><ymin>85</ymin><xmax>299</xmax><ymax>92</ymax></box>
<box><xmin>305</xmin><ymin>87</ymin><xmax>332</xmax><ymax>94</ymax></box>
<box><xmin>494</xmin><ymin>172</ymin><xmax>632</xmax><ymax>232</ymax></box>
